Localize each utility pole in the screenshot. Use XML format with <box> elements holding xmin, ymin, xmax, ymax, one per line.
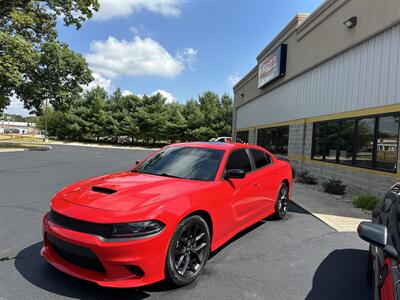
<box><xmin>44</xmin><ymin>98</ymin><xmax>48</xmax><ymax>142</ymax></box>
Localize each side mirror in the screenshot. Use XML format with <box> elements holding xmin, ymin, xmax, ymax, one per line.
<box><xmin>358</xmin><ymin>221</ymin><xmax>399</xmax><ymax>260</ymax></box>
<box><xmin>135</xmin><ymin>160</ymin><xmax>140</xmax><ymax>165</ymax></box>
<box><xmin>225</xmin><ymin>169</ymin><xmax>246</xmax><ymax>179</ymax></box>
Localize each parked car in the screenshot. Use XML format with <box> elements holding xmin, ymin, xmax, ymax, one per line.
<box><xmin>41</xmin><ymin>142</ymin><xmax>292</xmax><ymax>288</ymax></box>
<box><xmin>4</xmin><ymin>128</ymin><xmax>20</xmax><ymax>134</ymax></box>
<box><xmin>358</xmin><ymin>183</ymin><xmax>400</xmax><ymax>300</ymax></box>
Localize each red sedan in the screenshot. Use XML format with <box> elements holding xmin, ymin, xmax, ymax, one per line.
<box><xmin>41</xmin><ymin>142</ymin><xmax>292</xmax><ymax>288</ymax></box>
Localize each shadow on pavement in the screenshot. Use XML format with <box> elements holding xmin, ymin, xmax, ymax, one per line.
<box><xmin>15</xmin><ymin>203</ymin><xmax>310</xmax><ymax>299</ymax></box>
<box><xmin>306</xmin><ymin>249</ymin><xmax>372</xmax><ymax>300</ymax></box>
<box><xmin>14</xmin><ymin>242</ymin><xmax>166</xmax><ymax>299</ymax></box>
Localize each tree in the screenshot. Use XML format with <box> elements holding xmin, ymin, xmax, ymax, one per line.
<box><xmin>182</xmin><ymin>99</ymin><xmax>205</xmax><ymax>141</ymax></box>
<box><xmin>107</xmin><ymin>89</ymin><xmax>142</xmax><ymax>143</ymax></box>
<box><xmin>166</xmin><ymin>102</ymin><xmax>187</xmax><ymax>143</ymax></box>
<box><xmin>17</xmin><ymin>41</ymin><xmax>93</xmax><ymax>113</ymax></box>
<box><xmin>216</xmin><ymin>93</ymin><xmax>233</xmax><ymax>136</ymax></box>
<box><xmin>136</xmin><ymin>93</ymin><xmax>169</xmax><ymax>144</ymax></box>
<box><xmin>79</xmin><ymin>86</ymin><xmax>108</xmax><ymax>140</ymax></box>
<box><xmin>0</xmin><ymin>0</ymin><xmax>99</xmax><ymax>112</ymax></box>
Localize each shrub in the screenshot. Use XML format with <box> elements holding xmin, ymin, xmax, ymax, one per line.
<box><xmin>322</xmin><ymin>179</ymin><xmax>346</xmax><ymax>195</ymax></box>
<box><xmin>295</xmin><ymin>171</ymin><xmax>318</xmax><ymax>185</ymax></box>
<box><xmin>353</xmin><ymin>194</ymin><xmax>379</xmax><ymax>211</ymax></box>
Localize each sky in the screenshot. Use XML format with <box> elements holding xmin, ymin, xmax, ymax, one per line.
<box><xmin>5</xmin><ymin>0</ymin><xmax>323</xmax><ymax>116</ymax></box>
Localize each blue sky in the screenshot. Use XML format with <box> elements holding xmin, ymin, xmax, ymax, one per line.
<box><xmin>6</xmin><ymin>0</ymin><xmax>323</xmax><ymax>115</ymax></box>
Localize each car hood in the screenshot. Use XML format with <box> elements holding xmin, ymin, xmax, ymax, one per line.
<box><xmin>58</xmin><ymin>171</ymin><xmax>208</xmax><ymax>212</ymax></box>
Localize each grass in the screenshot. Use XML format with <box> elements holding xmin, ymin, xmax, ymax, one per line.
<box><xmin>0</xmin><ymin>134</ymin><xmax>43</xmax><ymax>142</ymax></box>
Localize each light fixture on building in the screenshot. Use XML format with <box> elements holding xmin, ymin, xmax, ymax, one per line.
<box><xmin>343</xmin><ymin>16</ymin><xmax>357</xmax><ymax>28</ymax></box>
<box><xmin>241</xmin><ymin>93</ymin><xmax>245</xmax><ymax>98</ymax></box>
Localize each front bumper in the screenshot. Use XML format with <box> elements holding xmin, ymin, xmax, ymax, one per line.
<box><xmin>41</xmin><ymin>213</ymin><xmax>170</xmax><ymax>288</ymax></box>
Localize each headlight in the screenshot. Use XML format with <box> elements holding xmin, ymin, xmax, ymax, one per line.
<box><xmin>111</xmin><ymin>220</ymin><xmax>165</xmax><ymax>238</ymax></box>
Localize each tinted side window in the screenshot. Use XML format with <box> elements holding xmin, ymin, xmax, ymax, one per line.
<box><xmin>226</xmin><ymin>149</ymin><xmax>252</xmax><ymax>173</ymax></box>
<box><xmin>250</xmin><ymin>149</ymin><xmax>269</xmax><ymax>169</ymax></box>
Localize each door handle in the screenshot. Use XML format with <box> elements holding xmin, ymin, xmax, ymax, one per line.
<box><xmin>253</xmin><ymin>183</ymin><xmax>259</xmax><ymax>187</ymax></box>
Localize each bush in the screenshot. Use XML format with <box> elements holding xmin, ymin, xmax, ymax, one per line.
<box><xmin>322</xmin><ymin>179</ymin><xmax>346</xmax><ymax>195</ymax></box>
<box><xmin>353</xmin><ymin>194</ymin><xmax>379</xmax><ymax>211</ymax></box>
<box><xmin>295</xmin><ymin>171</ymin><xmax>318</xmax><ymax>185</ymax></box>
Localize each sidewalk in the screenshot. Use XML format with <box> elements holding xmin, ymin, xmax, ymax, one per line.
<box><xmin>292</xmin><ymin>183</ymin><xmax>370</xmax><ymax>232</ymax></box>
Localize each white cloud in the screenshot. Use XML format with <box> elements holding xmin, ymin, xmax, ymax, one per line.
<box><xmin>86</xmin><ymin>36</ymin><xmax>188</xmax><ymax>79</ymax></box>
<box><xmin>227</xmin><ymin>73</ymin><xmax>241</xmax><ymax>86</ymax></box>
<box><xmin>83</xmin><ymin>72</ymin><xmax>113</xmax><ymax>92</ymax></box>
<box><xmin>177</xmin><ymin>47</ymin><xmax>198</xmax><ymax>71</ymax></box>
<box><xmin>94</xmin><ymin>0</ymin><xmax>183</xmax><ymax>21</ymax></box>
<box><xmin>129</xmin><ymin>25</ymin><xmax>153</xmax><ymax>37</ymax></box>
<box><xmin>4</xmin><ymin>95</ymin><xmax>30</xmax><ymax>116</ymax></box>
<box><xmin>151</xmin><ymin>89</ymin><xmax>175</xmax><ymax>103</ymax></box>
<box><xmin>121</xmin><ymin>89</ymin><xmax>133</xmax><ymax>96</ymax></box>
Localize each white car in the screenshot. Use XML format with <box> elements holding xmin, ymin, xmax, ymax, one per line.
<box><xmin>210</xmin><ymin>137</ymin><xmax>232</xmax><ymax>143</ymax></box>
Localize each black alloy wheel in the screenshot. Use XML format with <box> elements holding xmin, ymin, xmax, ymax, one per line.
<box><xmin>166</xmin><ymin>215</ymin><xmax>210</xmax><ymax>286</ymax></box>
<box><xmin>274</xmin><ymin>182</ymin><xmax>289</xmax><ymax>219</ymax></box>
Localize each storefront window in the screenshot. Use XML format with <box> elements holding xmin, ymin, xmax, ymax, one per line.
<box><xmin>312</xmin><ymin>123</ymin><xmax>324</xmax><ymax>160</ymax></box>
<box><xmin>312</xmin><ymin>113</ymin><xmax>399</xmax><ymax>173</ymax></box>
<box><xmin>355</xmin><ymin>118</ymin><xmax>375</xmax><ymax>168</ymax></box>
<box><xmin>236</xmin><ymin>131</ymin><xmax>249</xmax><ymax>143</ymax></box>
<box><xmin>257</xmin><ymin>126</ymin><xmax>289</xmax><ymax>156</ymax></box>
<box><xmin>339</xmin><ymin>120</ymin><xmax>355</xmax><ymax>165</ymax></box>
<box><xmin>325</xmin><ymin>121</ymin><xmax>338</xmax><ymax>161</ymax></box>
<box><xmin>375</xmin><ymin>116</ymin><xmax>399</xmax><ymax>171</ymax></box>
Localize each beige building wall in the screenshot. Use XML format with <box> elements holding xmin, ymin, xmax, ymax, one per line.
<box><xmin>234</xmin><ymin>0</ymin><xmax>400</xmax><ymax>110</ymax></box>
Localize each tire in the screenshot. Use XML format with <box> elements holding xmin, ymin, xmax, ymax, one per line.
<box><xmin>165</xmin><ymin>215</ymin><xmax>211</xmax><ymax>286</ymax></box>
<box><xmin>274</xmin><ymin>182</ymin><xmax>289</xmax><ymax>219</ymax></box>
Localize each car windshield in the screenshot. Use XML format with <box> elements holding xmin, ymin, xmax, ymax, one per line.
<box><xmin>134</xmin><ymin>146</ymin><xmax>225</xmax><ymax>181</ymax></box>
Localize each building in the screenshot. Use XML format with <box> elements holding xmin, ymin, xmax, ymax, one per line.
<box><xmin>233</xmin><ymin>0</ymin><xmax>400</xmax><ymax>196</ymax></box>
<box><xmin>0</xmin><ymin>121</ymin><xmax>37</xmax><ymax>134</ymax></box>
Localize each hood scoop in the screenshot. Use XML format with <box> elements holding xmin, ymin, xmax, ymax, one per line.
<box><xmin>91</xmin><ymin>186</ymin><xmax>117</xmax><ymax>195</ymax></box>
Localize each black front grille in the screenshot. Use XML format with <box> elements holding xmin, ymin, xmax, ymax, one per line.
<box><xmin>48</xmin><ymin>210</ymin><xmax>113</xmax><ymax>239</ymax></box>
<box><xmin>47</xmin><ymin>234</ymin><xmax>106</xmax><ymax>273</ymax></box>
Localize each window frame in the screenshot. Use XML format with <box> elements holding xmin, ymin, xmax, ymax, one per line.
<box><xmin>236</xmin><ymin>130</ymin><xmax>249</xmax><ymax>143</ymax></box>
<box><xmin>311</xmin><ymin>112</ymin><xmax>400</xmax><ymax>173</ymax></box>
<box><xmin>256</xmin><ymin>125</ymin><xmax>289</xmax><ymax>156</ymax></box>
<box><xmin>249</xmin><ymin>148</ymin><xmax>273</xmax><ymax>171</ymax></box>
<box><xmin>223</xmin><ymin>148</ymin><xmax>255</xmax><ymax>176</ymax></box>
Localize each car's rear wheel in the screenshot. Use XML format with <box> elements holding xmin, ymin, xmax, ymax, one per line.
<box><xmin>274</xmin><ymin>182</ymin><xmax>289</xmax><ymax>219</ymax></box>
<box><xmin>165</xmin><ymin>215</ymin><xmax>210</xmax><ymax>286</ymax></box>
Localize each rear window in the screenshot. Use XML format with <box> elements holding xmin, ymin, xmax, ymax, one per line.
<box><xmin>250</xmin><ymin>149</ymin><xmax>270</xmax><ymax>169</ymax></box>
<box><xmin>226</xmin><ymin>149</ymin><xmax>253</xmax><ymax>173</ymax></box>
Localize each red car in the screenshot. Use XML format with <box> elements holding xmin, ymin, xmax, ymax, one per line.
<box><xmin>41</xmin><ymin>142</ymin><xmax>292</xmax><ymax>288</ymax></box>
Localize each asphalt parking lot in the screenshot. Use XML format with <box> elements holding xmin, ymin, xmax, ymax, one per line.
<box><xmin>0</xmin><ymin>145</ymin><xmax>372</xmax><ymax>300</ymax></box>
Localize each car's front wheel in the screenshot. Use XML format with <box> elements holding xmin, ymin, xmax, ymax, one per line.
<box><xmin>165</xmin><ymin>215</ymin><xmax>210</xmax><ymax>286</ymax></box>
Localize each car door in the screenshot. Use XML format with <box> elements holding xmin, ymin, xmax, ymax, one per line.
<box><xmin>248</xmin><ymin>148</ymin><xmax>277</xmax><ymax>212</ymax></box>
<box><xmin>223</xmin><ymin>148</ymin><xmax>260</xmax><ymax>225</ymax></box>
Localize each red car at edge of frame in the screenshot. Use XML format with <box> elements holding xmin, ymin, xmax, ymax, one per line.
<box><xmin>41</xmin><ymin>142</ymin><xmax>293</xmax><ymax>288</ymax></box>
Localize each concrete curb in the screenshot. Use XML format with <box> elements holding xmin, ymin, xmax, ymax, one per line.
<box><xmin>0</xmin><ymin>142</ymin><xmax>52</xmax><ymax>151</ymax></box>
<box><xmin>48</xmin><ymin>141</ymin><xmax>159</xmax><ymax>151</ymax></box>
